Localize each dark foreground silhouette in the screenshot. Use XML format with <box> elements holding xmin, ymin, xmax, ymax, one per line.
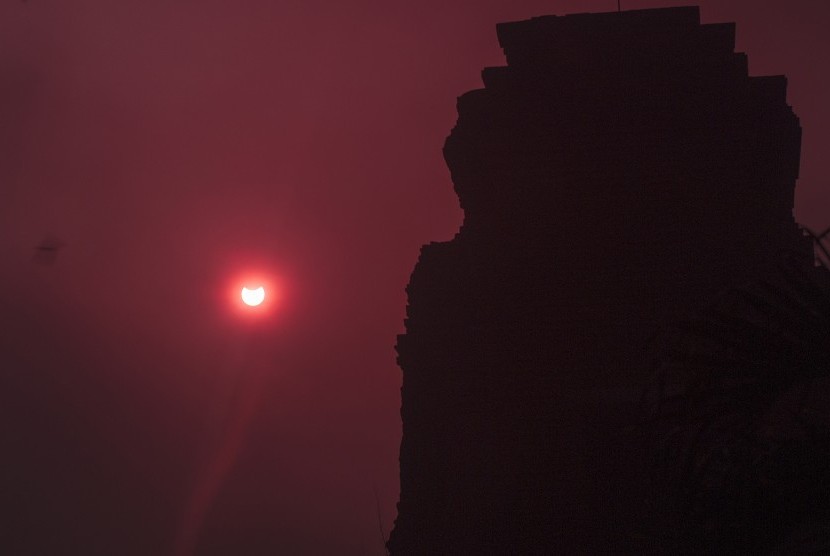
<box><xmin>390</xmin><ymin>7</ymin><xmax>828</xmax><ymax>554</ymax></box>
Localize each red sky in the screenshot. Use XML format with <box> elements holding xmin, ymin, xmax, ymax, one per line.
<box><xmin>0</xmin><ymin>1</ymin><xmax>827</xmax><ymax>554</ymax></box>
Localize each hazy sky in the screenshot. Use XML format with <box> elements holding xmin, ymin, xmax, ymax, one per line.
<box><xmin>1</xmin><ymin>1</ymin><xmax>828</xmax><ymax>554</ymax></box>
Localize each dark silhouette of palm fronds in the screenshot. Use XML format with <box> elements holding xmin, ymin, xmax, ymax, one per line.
<box><xmin>373</xmin><ymin>483</ymin><xmax>391</xmax><ymax>556</ymax></box>
<box><xmin>640</xmin><ymin>238</ymin><xmax>830</xmax><ymax>553</ymax></box>
<box><xmin>804</xmin><ymin>225</ymin><xmax>830</xmax><ymax>268</ymax></box>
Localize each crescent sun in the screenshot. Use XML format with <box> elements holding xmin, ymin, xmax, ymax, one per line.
<box><xmin>240</xmin><ymin>286</ymin><xmax>265</xmax><ymax>306</ymax></box>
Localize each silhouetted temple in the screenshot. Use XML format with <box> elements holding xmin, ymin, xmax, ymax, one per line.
<box><xmin>390</xmin><ymin>6</ymin><xmax>818</xmax><ymax>554</ymax></box>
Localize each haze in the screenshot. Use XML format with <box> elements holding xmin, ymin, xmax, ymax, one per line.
<box><xmin>1</xmin><ymin>1</ymin><xmax>828</xmax><ymax>554</ymax></box>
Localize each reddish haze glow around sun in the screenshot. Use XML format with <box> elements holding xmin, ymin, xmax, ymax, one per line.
<box><xmin>228</xmin><ymin>270</ymin><xmax>281</xmax><ymax>317</ymax></box>
<box><xmin>241</xmin><ymin>286</ymin><xmax>265</xmax><ymax>306</ymax></box>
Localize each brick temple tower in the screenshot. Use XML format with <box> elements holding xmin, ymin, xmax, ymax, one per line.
<box><xmin>390</xmin><ymin>7</ymin><xmax>813</xmax><ymax>554</ymax></box>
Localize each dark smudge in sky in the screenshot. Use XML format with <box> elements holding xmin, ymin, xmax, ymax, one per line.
<box><xmin>0</xmin><ymin>1</ymin><xmax>828</xmax><ymax>554</ymax></box>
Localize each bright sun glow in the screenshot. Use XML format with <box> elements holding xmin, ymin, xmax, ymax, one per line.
<box><xmin>240</xmin><ymin>286</ymin><xmax>265</xmax><ymax>307</ymax></box>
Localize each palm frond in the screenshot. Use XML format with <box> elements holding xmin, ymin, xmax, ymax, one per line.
<box><xmin>640</xmin><ymin>250</ymin><xmax>830</xmax><ymax>553</ymax></box>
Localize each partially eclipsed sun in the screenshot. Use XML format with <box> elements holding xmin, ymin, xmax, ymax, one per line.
<box><xmin>241</xmin><ymin>286</ymin><xmax>265</xmax><ymax>307</ymax></box>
